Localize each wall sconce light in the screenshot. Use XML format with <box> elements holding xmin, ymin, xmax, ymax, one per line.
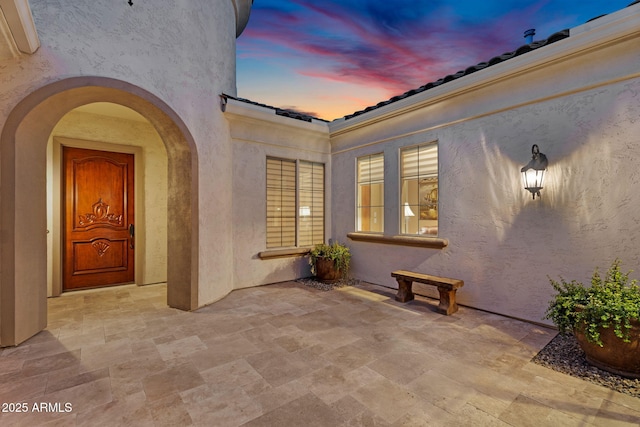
<box><xmin>521</xmin><ymin>144</ymin><xmax>548</xmax><ymax>199</ymax></box>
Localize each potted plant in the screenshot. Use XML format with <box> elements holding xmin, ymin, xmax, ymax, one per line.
<box><xmin>308</xmin><ymin>242</ymin><xmax>351</xmax><ymax>283</ymax></box>
<box><xmin>545</xmin><ymin>259</ymin><xmax>640</xmax><ymax>378</ymax></box>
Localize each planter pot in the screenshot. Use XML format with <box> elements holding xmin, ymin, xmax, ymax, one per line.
<box><xmin>574</xmin><ymin>319</ymin><xmax>640</xmax><ymax>379</ymax></box>
<box><xmin>315</xmin><ymin>257</ymin><xmax>341</xmax><ymax>284</ymax></box>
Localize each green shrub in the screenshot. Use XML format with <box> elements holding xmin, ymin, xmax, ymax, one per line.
<box><xmin>545</xmin><ymin>259</ymin><xmax>640</xmax><ymax>346</ymax></box>
<box><xmin>308</xmin><ymin>242</ymin><xmax>351</xmax><ymax>278</ymax></box>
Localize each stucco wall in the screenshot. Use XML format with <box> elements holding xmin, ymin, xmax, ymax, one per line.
<box><xmin>329</xmin><ymin>10</ymin><xmax>640</xmax><ymax>325</ymax></box>
<box><xmin>225</xmin><ymin>102</ymin><xmax>332</xmax><ymax>288</ymax></box>
<box><xmin>1</xmin><ymin>0</ymin><xmax>246</xmax><ymax>345</ymax></box>
<box><xmin>0</xmin><ymin>0</ymin><xmax>238</xmax><ymax>305</ymax></box>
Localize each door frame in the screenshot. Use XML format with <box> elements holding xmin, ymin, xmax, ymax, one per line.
<box><xmin>52</xmin><ymin>137</ymin><xmax>144</xmax><ymax>296</ymax></box>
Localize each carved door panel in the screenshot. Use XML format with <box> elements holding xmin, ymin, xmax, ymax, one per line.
<box><xmin>63</xmin><ymin>147</ymin><xmax>135</xmax><ymax>290</ymax></box>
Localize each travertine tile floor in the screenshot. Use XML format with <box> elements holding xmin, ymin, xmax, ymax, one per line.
<box><xmin>1</xmin><ymin>281</ymin><xmax>639</xmax><ymax>426</ymax></box>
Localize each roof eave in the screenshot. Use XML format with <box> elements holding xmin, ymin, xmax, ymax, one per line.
<box><xmin>222</xmin><ymin>96</ymin><xmax>330</xmax><ymax>134</ymax></box>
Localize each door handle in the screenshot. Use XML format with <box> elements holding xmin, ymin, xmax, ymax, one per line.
<box><xmin>129</xmin><ymin>223</ymin><xmax>135</xmax><ymax>249</ymax></box>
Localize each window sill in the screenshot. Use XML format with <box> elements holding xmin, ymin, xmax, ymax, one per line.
<box><xmin>347</xmin><ymin>232</ymin><xmax>448</xmax><ymax>249</ymax></box>
<box><xmin>258</xmin><ymin>247</ymin><xmax>312</xmax><ymax>260</ymax></box>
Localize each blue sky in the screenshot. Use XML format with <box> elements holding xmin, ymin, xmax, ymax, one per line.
<box><xmin>237</xmin><ymin>0</ymin><xmax>633</xmax><ymax>120</ymax></box>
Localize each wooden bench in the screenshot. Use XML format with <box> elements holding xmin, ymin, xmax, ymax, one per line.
<box><xmin>391</xmin><ymin>270</ymin><xmax>464</xmax><ymax>315</ymax></box>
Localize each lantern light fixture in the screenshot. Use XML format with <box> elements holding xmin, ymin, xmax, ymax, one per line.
<box><xmin>521</xmin><ymin>144</ymin><xmax>548</xmax><ymax>200</ymax></box>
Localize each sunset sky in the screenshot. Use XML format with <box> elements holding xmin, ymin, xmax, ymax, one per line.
<box><xmin>237</xmin><ymin>0</ymin><xmax>633</xmax><ymax>121</ymax></box>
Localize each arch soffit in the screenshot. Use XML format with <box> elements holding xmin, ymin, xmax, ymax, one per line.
<box><xmin>2</xmin><ymin>76</ymin><xmax>197</xmax><ymax>158</ymax></box>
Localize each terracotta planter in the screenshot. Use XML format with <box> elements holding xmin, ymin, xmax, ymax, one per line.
<box><xmin>315</xmin><ymin>257</ymin><xmax>341</xmax><ymax>284</ymax></box>
<box><xmin>574</xmin><ymin>319</ymin><xmax>640</xmax><ymax>379</ymax></box>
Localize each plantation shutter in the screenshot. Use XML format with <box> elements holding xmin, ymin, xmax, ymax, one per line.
<box><xmin>266</xmin><ymin>158</ymin><xmax>296</xmax><ymax>248</ymax></box>
<box><xmin>401</xmin><ymin>143</ymin><xmax>438</xmax><ymax>179</ymax></box>
<box><xmin>357</xmin><ymin>153</ymin><xmax>384</xmax><ymax>183</ymax></box>
<box><xmin>299</xmin><ymin>161</ymin><xmax>324</xmax><ymax>246</ymax></box>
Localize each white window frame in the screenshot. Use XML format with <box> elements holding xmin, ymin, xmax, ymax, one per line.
<box><xmin>356</xmin><ymin>153</ymin><xmax>384</xmax><ymax>233</ymax></box>
<box><xmin>266</xmin><ymin>157</ymin><xmax>324</xmax><ymax>249</ymax></box>
<box><xmin>400</xmin><ymin>142</ymin><xmax>438</xmax><ymax>236</ymax></box>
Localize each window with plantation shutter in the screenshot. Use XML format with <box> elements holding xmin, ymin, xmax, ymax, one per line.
<box><xmin>401</xmin><ymin>142</ymin><xmax>438</xmax><ymax>235</ymax></box>
<box><xmin>356</xmin><ymin>153</ymin><xmax>384</xmax><ymax>232</ymax></box>
<box><xmin>266</xmin><ymin>157</ymin><xmax>325</xmax><ymax>249</ymax></box>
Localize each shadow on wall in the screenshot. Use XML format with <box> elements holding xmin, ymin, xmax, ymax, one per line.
<box><xmin>347</xmin><ymin>240</ymin><xmax>440</xmax><ymax>287</ymax></box>
<box><xmin>448</xmin><ymin>83</ymin><xmax>640</xmax><ymax>248</ymax></box>
<box><xmin>386</xmin><ymin>82</ymin><xmax>640</xmax><ymax>324</ymax></box>
<box><xmin>244</xmin><ymin>255</ymin><xmax>312</xmax><ymax>289</ymax></box>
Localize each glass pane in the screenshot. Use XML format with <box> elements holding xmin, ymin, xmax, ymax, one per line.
<box><xmin>358</xmin><ymin>184</ymin><xmax>371</xmax><ymax>207</ymax></box>
<box><xmin>370</xmin><ymin>182</ymin><xmax>384</xmax><ymax>206</ymax></box>
<box><xmin>369</xmin><ymin>207</ymin><xmax>384</xmax><ymax>232</ymax></box>
<box><xmin>356</xmin><ymin>154</ymin><xmax>384</xmax><ymax>232</ymax></box>
<box><xmin>402</xmin><ymin>203</ymin><xmax>418</xmax><ymax>234</ymax></box>
<box><xmin>357</xmin><ymin>206</ymin><xmax>370</xmax><ymax>231</ymax></box>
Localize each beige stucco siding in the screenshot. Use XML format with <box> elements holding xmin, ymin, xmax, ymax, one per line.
<box><xmin>0</xmin><ymin>0</ymin><xmax>248</xmax><ymax>345</ymax></box>
<box><xmin>329</xmin><ymin>8</ymin><xmax>640</xmax><ymax>325</ymax></box>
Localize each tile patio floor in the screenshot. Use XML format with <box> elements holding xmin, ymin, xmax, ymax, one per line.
<box><xmin>1</xmin><ymin>281</ymin><xmax>639</xmax><ymax>426</ymax></box>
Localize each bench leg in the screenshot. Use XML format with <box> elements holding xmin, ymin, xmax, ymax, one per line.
<box><xmin>395</xmin><ymin>279</ymin><xmax>414</xmax><ymax>303</ymax></box>
<box><xmin>436</xmin><ymin>286</ymin><xmax>458</xmax><ymax>315</ymax></box>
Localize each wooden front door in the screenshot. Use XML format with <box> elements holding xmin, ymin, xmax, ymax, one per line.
<box><xmin>63</xmin><ymin>147</ymin><xmax>135</xmax><ymax>290</ymax></box>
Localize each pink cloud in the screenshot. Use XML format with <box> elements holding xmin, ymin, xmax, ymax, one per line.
<box><xmin>240</xmin><ymin>2</ymin><xmax>536</xmax><ymax>99</ymax></box>
<box><xmin>238</xmin><ymin>0</ymin><xmax>624</xmax><ymax>119</ymax></box>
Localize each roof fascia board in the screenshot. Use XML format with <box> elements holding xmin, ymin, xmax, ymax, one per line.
<box><xmin>0</xmin><ymin>0</ymin><xmax>39</xmax><ymax>54</ymax></box>
<box><xmin>329</xmin><ymin>4</ymin><xmax>640</xmax><ymax>136</ymax></box>
<box><xmin>223</xmin><ymin>98</ymin><xmax>329</xmax><ymax>135</ymax></box>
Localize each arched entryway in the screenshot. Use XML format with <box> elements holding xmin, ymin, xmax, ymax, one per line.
<box><xmin>1</xmin><ymin>77</ymin><xmax>199</xmax><ymax>346</ymax></box>
<box><xmin>47</xmin><ymin>103</ymin><xmax>169</xmax><ymax>296</ymax></box>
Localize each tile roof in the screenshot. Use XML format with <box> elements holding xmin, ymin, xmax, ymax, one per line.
<box><xmin>220</xmin><ymin>94</ymin><xmax>329</xmax><ymax>123</ymax></box>
<box><xmin>342</xmin><ymin>29</ymin><xmax>570</xmax><ymax>120</ymax></box>
<box><xmin>225</xmin><ymin>1</ymin><xmax>639</xmax><ymax>124</ymax></box>
<box><xmin>342</xmin><ymin>1</ymin><xmax>640</xmax><ymax>121</ymax></box>
<box><xmin>342</xmin><ymin>0</ymin><xmax>640</xmax><ymax>121</ymax></box>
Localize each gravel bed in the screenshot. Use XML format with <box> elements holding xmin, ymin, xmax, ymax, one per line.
<box><xmin>296</xmin><ymin>277</ymin><xmax>359</xmax><ymax>291</ymax></box>
<box><xmin>532</xmin><ymin>333</ymin><xmax>640</xmax><ymax>398</ymax></box>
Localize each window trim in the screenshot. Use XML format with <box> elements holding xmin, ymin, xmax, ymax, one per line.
<box><xmin>356</xmin><ymin>152</ymin><xmax>385</xmax><ymax>233</ymax></box>
<box><xmin>258</xmin><ymin>247</ymin><xmax>312</xmax><ymax>260</ymax></box>
<box><xmin>399</xmin><ymin>141</ymin><xmax>438</xmax><ymax>237</ymax></box>
<box><xmin>265</xmin><ymin>156</ymin><xmax>325</xmax><ymax>252</ymax></box>
<box><xmin>347</xmin><ymin>232</ymin><xmax>448</xmax><ymax>248</ymax></box>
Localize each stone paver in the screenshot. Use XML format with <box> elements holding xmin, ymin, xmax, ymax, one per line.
<box><xmin>0</xmin><ymin>281</ymin><xmax>638</xmax><ymax>426</ymax></box>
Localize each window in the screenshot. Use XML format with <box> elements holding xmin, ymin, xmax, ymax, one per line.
<box><xmin>356</xmin><ymin>153</ymin><xmax>384</xmax><ymax>232</ymax></box>
<box><xmin>401</xmin><ymin>143</ymin><xmax>438</xmax><ymax>235</ymax></box>
<box><xmin>266</xmin><ymin>157</ymin><xmax>324</xmax><ymax>248</ymax></box>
